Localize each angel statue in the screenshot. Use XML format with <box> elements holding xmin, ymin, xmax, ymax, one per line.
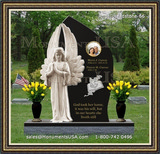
<box><xmin>40</xmin><ymin>23</ymin><xmax>84</xmax><ymax>122</ymax></box>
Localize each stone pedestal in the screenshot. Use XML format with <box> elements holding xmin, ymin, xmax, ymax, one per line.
<box><xmin>24</xmin><ymin>119</ymin><xmax>134</xmax><ymax>135</ymax></box>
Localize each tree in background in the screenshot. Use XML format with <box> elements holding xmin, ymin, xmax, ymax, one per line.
<box><xmin>105</xmin><ymin>30</ymin><xmax>126</xmax><ymax>62</ymax></box>
<box><xmin>11</xmin><ymin>11</ymin><xmax>25</xmax><ymax>61</ymax></box>
<box><xmin>11</xmin><ymin>11</ymin><xmax>99</xmax><ymax>60</ymax></box>
<box><xmin>11</xmin><ymin>10</ymin><xmax>149</xmax><ymax>66</ymax></box>
<box><xmin>123</xmin><ymin>26</ymin><xmax>140</xmax><ymax>71</ymax></box>
<box><xmin>28</xmin><ymin>28</ymin><xmax>45</xmax><ymax>74</ymax></box>
<box><xmin>141</xmin><ymin>51</ymin><xmax>149</xmax><ymax>67</ymax></box>
<box><xmin>101</xmin><ymin>11</ymin><xmax>149</xmax><ymax>63</ymax></box>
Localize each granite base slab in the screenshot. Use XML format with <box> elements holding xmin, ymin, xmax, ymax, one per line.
<box><xmin>24</xmin><ymin>119</ymin><xmax>134</xmax><ymax>135</ymax></box>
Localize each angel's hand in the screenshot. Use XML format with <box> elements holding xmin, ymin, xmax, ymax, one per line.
<box><xmin>64</xmin><ymin>72</ymin><xmax>69</xmax><ymax>76</ymax></box>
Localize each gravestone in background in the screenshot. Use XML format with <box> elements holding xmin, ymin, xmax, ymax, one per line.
<box><xmin>138</xmin><ymin>85</ymin><xmax>149</xmax><ymax>90</ymax></box>
<box><xmin>128</xmin><ymin>97</ymin><xmax>147</xmax><ymax>104</ymax></box>
<box><xmin>61</xmin><ymin>17</ymin><xmax>113</xmax><ymax>122</ymax></box>
<box><xmin>12</xmin><ymin>98</ymin><xmax>32</xmax><ymax>104</ymax></box>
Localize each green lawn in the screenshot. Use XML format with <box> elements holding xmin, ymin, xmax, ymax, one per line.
<box><xmin>12</xmin><ymin>60</ymin><xmax>28</xmax><ymax>72</ymax></box>
<box><xmin>11</xmin><ymin>60</ymin><xmax>149</xmax><ymax>144</ymax></box>
<box><xmin>11</xmin><ymin>89</ymin><xmax>149</xmax><ymax>144</ymax></box>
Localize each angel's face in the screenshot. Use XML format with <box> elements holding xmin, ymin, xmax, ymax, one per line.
<box><xmin>55</xmin><ymin>51</ymin><xmax>62</xmax><ymax>62</ymax></box>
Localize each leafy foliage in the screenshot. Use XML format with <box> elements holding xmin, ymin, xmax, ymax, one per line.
<box><xmin>11</xmin><ymin>11</ymin><xmax>99</xmax><ymax>59</ymax></box>
<box><xmin>113</xmin><ymin>68</ymin><xmax>149</xmax><ymax>85</ymax></box>
<box><xmin>11</xmin><ymin>12</ymin><xmax>25</xmax><ymax>60</ymax></box>
<box><xmin>105</xmin><ymin>30</ymin><xmax>126</xmax><ymax>62</ymax></box>
<box><xmin>101</xmin><ymin>11</ymin><xmax>149</xmax><ymax>62</ymax></box>
<box><xmin>141</xmin><ymin>51</ymin><xmax>149</xmax><ymax>67</ymax></box>
<box><xmin>30</xmin><ymin>69</ymin><xmax>42</xmax><ymax>83</ymax></box>
<box><xmin>11</xmin><ymin>10</ymin><xmax>149</xmax><ymax>75</ymax></box>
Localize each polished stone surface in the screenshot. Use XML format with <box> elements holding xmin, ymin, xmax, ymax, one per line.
<box><xmin>62</xmin><ymin>17</ymin><xmax>113</xmax><ymax>122</ymax></box>
<box><xmin>24</xmin><ymin>119</ymin><xmax>134</xmax><ymax>135</ymax></box>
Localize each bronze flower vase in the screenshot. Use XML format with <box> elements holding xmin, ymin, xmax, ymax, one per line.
<box><xmin>32</xmin><ymin>102</ymin><xmax>42</xmax><ymax>122</ymax></box>
<box><xmin>116</xmin><ymin>100</ymin><xmax>126</xmax><ymax>122</ymax></box>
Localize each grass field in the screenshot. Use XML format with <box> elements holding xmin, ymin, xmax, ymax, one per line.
<box><xmin>12</xmin><ymin>60</ymin><xmax>28</xmax><ymax>72</ymax></box>
<box><xmin>11</xmin><ymin>60</ymin><xmax>150</xmax><ymax>144</ymax></box>
<box><xmin>11</xmin><ymin>89</ymin><xmax>149</xmax><ymax>144</ymax></box>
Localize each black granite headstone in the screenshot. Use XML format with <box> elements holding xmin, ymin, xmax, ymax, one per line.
<box><xmin>59</xmin><ymin>17</ymin><xmax>113</xmax><ymax>122</ymax></box>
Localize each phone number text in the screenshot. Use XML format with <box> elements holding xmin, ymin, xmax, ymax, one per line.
<box><xmin>95</xmin><ymin>135</ymin><xmax>132</xmax><ymax>139</ymax></box>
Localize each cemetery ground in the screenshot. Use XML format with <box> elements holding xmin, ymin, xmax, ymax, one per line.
<box><xmin>11</xmin><ymin>60</ymin><xmax>149</xmax><ymax>143</ymax></box>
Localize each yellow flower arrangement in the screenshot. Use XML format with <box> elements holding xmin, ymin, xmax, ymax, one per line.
<box><xmin>31</xmin><ymin>82</ymin><xmax>35</xmax><ymax>87</ymax></box>
<box><xmin>24</xmin><ymin>84</ymin><xmax>28</xmax><ymax>88</ymax></box>
<box><xmin>116</xmin><ymin>90</ymin><xmax>119</xmax><ymax>94</ymax></box>
<box><xmin>43</xmin><ymin>86</ymin><xmax>47</xmax><ymax>90</ymax></box>
<box><xmin>128</xmin><ymin>85</ymin><xmax>132</xmax><ymax>89</ymax></box>
<box><xmin>41</xmin><ymin>93</ymin><xmax>45</xmax><ymax>96</ymax></box>
<box><xmin>22</xmin><ymin>88</ymin><xmax>26</xmax><ymax>91</ymax></box>
<box><xmin>22</xmin><ymin>81</ymin><xmax>49</xmax><ymax>102</ymax></box>
<box><xmin>116</xmin><ymin>81</ymin><xmax>120</xmax><ymax>86</ymax></box>
<box><xmin>107</xmin><ymin>86</ymin><xmax>111</xmax><ymax>90</ymax></box>
<box><xmin>107</xmin><ymin>80</ymin><xmax>137</xmax><ymax>101</ymax></box>
<box><xmin>120</xmin><ymin>81</ymin><xmax>123</xmax><ymax>86</ymax></box>
<box><xmin>133</xmin><ymin>85</ymin><xmax>137</xmax><ymax>88</ymax></box>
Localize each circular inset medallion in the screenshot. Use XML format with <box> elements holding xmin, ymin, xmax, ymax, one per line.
<box><xmin>86</xmin><ymin>41</ymin><xmax>102</xmax><ymax>57</ymax></box>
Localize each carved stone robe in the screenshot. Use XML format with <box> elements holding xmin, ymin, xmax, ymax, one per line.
<box><xmin>46</xmin><ymin>61</ymin><xmax>72</xmax><ymax>122</ymax></box>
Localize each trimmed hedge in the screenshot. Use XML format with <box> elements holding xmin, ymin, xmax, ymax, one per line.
<box><xmin>113</xmin><ymin>68</ymin><xmax>149</xmax><ymax>85</ymax></box>
<box><xmin>11</xmin><ymin>67</ymin><xmax>149</xmax><ymax>86</ymax></box>
<box><xmin>30</xmin><ymin>69</ymin><xmax>42</xmax><ymax>83</ymax></box>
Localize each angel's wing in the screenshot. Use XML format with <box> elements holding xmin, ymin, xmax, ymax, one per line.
<box><xmin>40</xmin><ymin>25</ymin><xmax>62</xmax><ymax>83</ymax></box>
<box><xmin>40</xmin><ymin>23</ymin><xmax>85</xmax><ymax>86</ymax></box>
<box><xmin>66</xmin><ymin>56</ymin><xmax>85</xmax><ymax>85</ymax></box>
<box><xmin>60</xmin><ymin>24</ymin><xmax>84</xmax><ymax>86</ymax></box>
